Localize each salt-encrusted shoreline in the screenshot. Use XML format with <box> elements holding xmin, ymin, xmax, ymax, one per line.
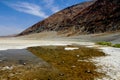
<box><xmin>93</xmin><ymin>47</ymin><xmax>120</xmax><ymax>80</ymax></box>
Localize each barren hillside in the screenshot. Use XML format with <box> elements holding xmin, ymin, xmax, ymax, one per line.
<box><xmin>19</xmin><ymin>0</ymin><xmax>120</xmax><ymax>36</ymax></box>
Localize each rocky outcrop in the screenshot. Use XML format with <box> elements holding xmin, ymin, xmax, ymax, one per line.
<box><xmin>71</xmin><ymin>0</ymin><xmax>120</xmax><ymax>34</ymax></box>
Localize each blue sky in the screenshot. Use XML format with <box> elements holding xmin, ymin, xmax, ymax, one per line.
<box><xmin>0</xmin><ymin>0</ymin><xmax>86</xmax><ymax>36</ymax></box>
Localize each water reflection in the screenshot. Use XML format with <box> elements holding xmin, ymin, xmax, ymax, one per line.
<box><xmin>0</xmin><ymin>49</ymin><xmax>51</xmax><ymax>80</ymax></box>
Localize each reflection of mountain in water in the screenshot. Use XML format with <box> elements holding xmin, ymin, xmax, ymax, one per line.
<box><xmin>0</xmin><ymin>49</ymin><xmax>46</xmax><ymax>65</ymax></box>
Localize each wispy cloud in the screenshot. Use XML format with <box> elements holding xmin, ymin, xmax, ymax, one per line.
<box><xmin>7</xmin><ymin>2</ymin><xmax>48</xmax><ymax>18</ymax></box>
<box><xmin>43</xmin><ymin>0</ymin><xmax>60</xmax><ymax>13</ymax></box>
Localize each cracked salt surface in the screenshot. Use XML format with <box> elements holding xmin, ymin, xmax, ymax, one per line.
<box><xmin>93</xmin><ymin>47</ymin><xmax>120</xmax><ymax>80</ymax></box>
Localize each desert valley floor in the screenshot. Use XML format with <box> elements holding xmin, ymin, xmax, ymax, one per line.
<box><xmin>0</xmin><ymin>32</ymin><xmax>120</xmax><ymax>80</ymax></box>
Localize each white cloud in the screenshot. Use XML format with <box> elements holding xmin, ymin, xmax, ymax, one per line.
<box><xmin>43</xmin><ymin>0</ymin><xmax>60</xmax><ymax>13</ymax></box>
<box><xmin>0</xmin><ymin>25</ymin><xmax>24</xmax><ymax>36</ymax></box>
<box><xmin>8</xmin><ymin>2</ymin><xmax>48</xmax><ymax>18</ymax></box>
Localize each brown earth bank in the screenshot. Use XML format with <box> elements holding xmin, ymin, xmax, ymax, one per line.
<box><xmin>19</xmin><ymin>0</ymin><xmax>120</xmax><ymax>36</ymax></box>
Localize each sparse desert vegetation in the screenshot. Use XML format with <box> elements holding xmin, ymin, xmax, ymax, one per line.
<box><xmin>112</xmin><ymin>44</ymin><xmax>120</xmax><ymax>48</ymax></box>
<box><xmin>96</xmin><ymin>41</ymin><xmax>120</xmax><ymax>48</ymax></box>
<box><xmin>28</xmin><ymin>46</ymin><xmax>105</xmax><ymax>80</ymax></box>
<box><xmin>96</xmin><ymin>41</ymin><xmax>112</xmax><ymax>46</ymax></box>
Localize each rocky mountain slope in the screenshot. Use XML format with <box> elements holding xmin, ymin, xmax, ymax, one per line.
<box><xmin>19</xmin><ymin>0</ymin><xmax>120</xmax><ymax>36</ymax></box>
<box><xmin>71</xmin><ymin>0</ymin><xmax>120</xmax><ymax>34</ymax></box>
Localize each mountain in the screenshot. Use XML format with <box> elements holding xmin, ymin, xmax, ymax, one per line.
<box><xmin>19</xmin><ymin>0</ymin><xmax>120</xmax><ymax>36</ymax></box>
<box><xmin>71</xmin><ymin>0</ymin><xmax>120</xmax><ymax>34</ymax></box>
<box><xmin>18</xmin><ymin>1</ymin><xmax>95</xmax><ymax>36</ymax></box>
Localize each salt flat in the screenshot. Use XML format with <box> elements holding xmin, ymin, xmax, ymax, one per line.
<box><xmin>93</xmin><ymin>47</ymin><xmax>120</xmax><ymax>80</ymax></box>
<box><xmin>0</xmin><ymin>37</ymin><xmax>94</xmax><ymax>50</ymax></box>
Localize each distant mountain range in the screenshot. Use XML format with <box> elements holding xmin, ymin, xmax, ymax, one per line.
<box><xmin>19</xmin><ymin>0</ymin><xmax>120</xmax><ymax>36</ymax></box>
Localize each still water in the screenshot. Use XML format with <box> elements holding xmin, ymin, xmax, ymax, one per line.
<box><xmin>0</xmin><ymin>49</ymin><xmax>51</xmax><ymax>80</ymax></box>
